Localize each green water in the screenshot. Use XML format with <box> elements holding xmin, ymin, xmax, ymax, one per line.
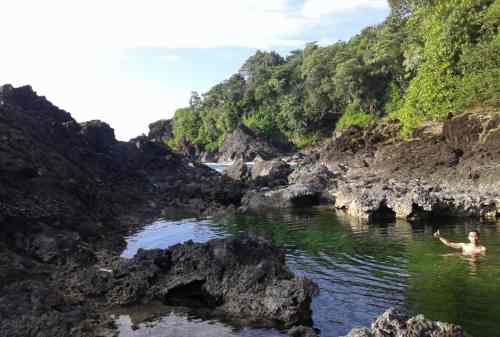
<box><xmin>122</xmin><ymin>207</ymin><xmax>500</xmax><ymax>337</ymax></box>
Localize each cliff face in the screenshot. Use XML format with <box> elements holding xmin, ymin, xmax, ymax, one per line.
<box><xmin>319</xmin><ymin>110</ymin><xmax>500</xmax><ymax>221</ymax></box>
<box><xmin>0</xmin><ymin>85</ymin><xmax>239</xmax><ymax>230</ymax></box>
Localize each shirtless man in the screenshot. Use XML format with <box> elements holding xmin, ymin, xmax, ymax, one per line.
<box><xmin>433</xmin><ymin>230</ymin><xmax>487</xmax><ymax>255</ymax></box>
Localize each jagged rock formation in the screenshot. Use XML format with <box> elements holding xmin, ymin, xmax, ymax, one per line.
<box><xmin>320</xmin><ymin>111</ymin><xmax>500</xmax><ymax>221</ymax></box>
<box><xmin>251</xmin><ymin>159</ymin><xmax>292</xmax><ymax>181</ymax></box>
<box><xmin>217</xmin><ymin>124</ymin><xmax>292</xmax><ymax>162</ymax></box>
<box><xmin>241</xmin><ymin>159</ymin><xmax>335</xmax><ymax>211</ymax></box>
<box><xmin>239</xmin><ymin>110</ymin><xmax>500</xmax><ymax>221</ymax></box>
<box><xmin>148</xmin><ymin>119</ymin><xmax>173</xmax><ymax>144</ymax></box>
<box><xmin>241</xmin><ymin>183</ymin><xmax>325</xmax><ymax>211</ymax></box>
<box><xmin>342</xmin><ymin>308</ymin><xmax>471</xmax><ymax>337</ymax></box>
<box><xmin>224</xmin><ymin>157</ymin><xmax>250</xmax><ymax>181</ymax></box>
<box><xmin>78</xmin><ymin>237</ymin><xmax>318</xmax><ymax>327</ymax></box>
<box><xmin>0</xmin><ymin>84</ymin><xmax>243</xmax><ymax>337</ymax></box>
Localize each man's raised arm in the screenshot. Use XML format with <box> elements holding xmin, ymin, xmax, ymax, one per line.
<box><xmin>433</xmin><ymin>230</ymin><xmax>463</xmax><ymax>250</ymax></box>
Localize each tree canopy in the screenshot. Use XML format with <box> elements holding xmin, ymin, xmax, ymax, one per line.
<box><xmin>168</xmin><ymin>0</ymin><xmax>500</xmax><ymax>151</ymax></box>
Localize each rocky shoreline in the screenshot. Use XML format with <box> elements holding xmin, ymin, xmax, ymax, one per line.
<box><xmin>228</xmin><ymin>110</ymin><xmax>500</xmax><ymax>225</ymax></box>
<box><xmin>0</xmin><ymin>84</ymin><xmax>480</xmax><ymax>337</ymax></box>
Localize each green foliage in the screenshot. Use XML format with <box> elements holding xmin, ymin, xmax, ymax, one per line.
<box><xmin>336</xmin><ymin>101</ymin><xmax>377</xmax><ymax>131</ymax></box>
<box><xmin>169</xmin><ymin>0</ymin><xmax>500</xmax><ymax>149</ymax></box>
<box><xmin>385</xmin><ymin>81</ymin><xmax>404</xmax><ymax>114</ymax></box>
<box><xmin>392</xmin><ymin>0</ymin><xmax>500</xmax><ymax>136</ymax></box>
<box><xmin>171</xmin><ymin>107</ymin><xmax>200</xmax><ymax>147</ymax></box>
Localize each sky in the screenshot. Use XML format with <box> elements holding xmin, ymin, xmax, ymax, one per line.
<box><xmin>1</xmin><ymin>0</ymin><xmax>389</xmax><ymax>140</ymax></box>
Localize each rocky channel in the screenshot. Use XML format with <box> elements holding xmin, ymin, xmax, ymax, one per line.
<box><xmin>0</xmin><ymin>85</ymin><xmax>313</xmax><ymax>337</ymax></box>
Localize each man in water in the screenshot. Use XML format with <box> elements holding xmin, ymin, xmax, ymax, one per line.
<box><xmin>433</xmin><ymin>230</ymin><xmax>486</xmax><ymax>255</ymax></box>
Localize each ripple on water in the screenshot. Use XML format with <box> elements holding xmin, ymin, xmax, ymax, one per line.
<box><xmin>118</xmin><ymin>208</ymin><xmax>500</xmax><ymax>337</ymax></box>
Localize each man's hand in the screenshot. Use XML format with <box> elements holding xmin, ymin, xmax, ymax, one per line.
<box><xmin>433</xmin><ymin>230</ymin><xmax>441</xmax><ymax>238</ymax></box>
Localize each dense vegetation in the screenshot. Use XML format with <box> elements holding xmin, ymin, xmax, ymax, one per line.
<box><xmin>169</xmin><ymin>0</ymin><xmax>500</xmax><ymax>151</ymax></box>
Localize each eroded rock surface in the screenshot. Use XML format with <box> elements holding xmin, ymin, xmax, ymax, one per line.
<box><xmin>0</xmin><ymin>84</ymin><xmax>243</xmax><ymax>337</ymax></box>
<box><xmin>218</xmin><ymin>124</ymin><xmax>292</xmax><ymax>162</ymax></box>
<box><xmin>148</xmin><ymin>119</ymin><xmax>173</xmax><ymax>144</ymax></box>
<box><xmin>224</xmin><ymin>157</ymin><xmax>250</xmax><ymax>181</ymax></box>
<box><xmin>342</xmin><ymin>308</ymin><xmax>471</xmax><ymax>337</ymax></box>
<box><xmin>321</xmin><ymin>112</ymin><xmax>500</xmax><ymax>221</ymax></box>
<box><xmin>70</xmin><ymin>237</ymin><xmax>319</xmax><ymax>328</ymax></box>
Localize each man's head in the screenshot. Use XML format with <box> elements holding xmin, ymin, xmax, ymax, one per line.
<box><xmin>468</xmin><ymin>230</ymin><xmax>480</xmax><ymax>244</ymax></box>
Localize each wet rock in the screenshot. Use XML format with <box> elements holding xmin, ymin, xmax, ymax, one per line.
<box><xmin>288</xmin><ymin>325</ymin><xmax>318</xmax><ymax>337</ymax></box>
<box><xmin>241</xmin><ymin>183</ymin><xmax>323</xmax><ymax>211</ymax></box>
<box><xmin>334</xmin><ymin>177</ymin><xmax>499</xmax><ymax>222</ymax></box>
<box><xmin>106</xmin><ymin>237</ymin><xmax>319</xmax><ymax>327</ymax></box>
<box><xmin>342</xmin><ymin>308</ymin><xmax>471</xmax><ymax>337</ymax></box>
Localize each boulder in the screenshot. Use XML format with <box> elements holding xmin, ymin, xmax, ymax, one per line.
<box><xmin>218</xmin><ymin>124</ymin><xmax>290</xmax><ymax>162</ymax></box>
<box><xmin>79</xmin><ymin>120</ymin><xmax>117</xmax><ymax>153</ymax></box>
<box><xmin>224</xmin><ymin>158</ymin><xmax>250</xmax><ymax>181</ymax></box>
<box><xmin>342</xmin><ymin>308</ymin><xmax>471</xmax><ymax>337</ymax></box>
<box><xmin>288</xmin><ymin>162</ymin><xmax>335</xmax><ymax>187</ymax></box>
<box><xmin>148</xmin><ymin>119</ymin><xmax>173</xmax><ymax>144</ymax></box>
<box><xmin>241</xmin><ymin>183</ymin><xmax>323</xmax><ymax>211</ymax></box>
<box><xmin>251</xmin><ymin>160</ymin><xmax>292</xmax><ymax>181</ymax></box>
<box><xmin>104</xmin><ymin>237</ymin><xmax>319</xmax><ymax>327</ymax></box>
<box><xmin>288</xmin><ymin>326</ymin><xmax>318</xmax><ymax>337</ymax></box>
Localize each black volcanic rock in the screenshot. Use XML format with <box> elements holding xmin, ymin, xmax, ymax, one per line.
<box><xmin>218</xmin><ymin>124</ymin><xmax>291</xmax><ymax>162</ymax></box>
<box><xmin>101</xmin><ymin>237</ymin><xmax>319</xmax><ymax>327</ymax></box>
<box><xmin>148</xmin><ymin>119</ymin><xmax>173</xmax><ymax>144</ymax></box>
<box><xmin>0</xmin><ymin>84</ymin><xmax>244</xmax><ymax>337</ymax></box>
<box><xmin>80</xmin><ymin>120</ymin><xmax>117</xmax><ymax>153</ymax></box>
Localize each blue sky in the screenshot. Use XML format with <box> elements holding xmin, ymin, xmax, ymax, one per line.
<box><xmin>1</xmin><ymin>0</ymin><xmax>389</xmax><ymax>140</ymax></box>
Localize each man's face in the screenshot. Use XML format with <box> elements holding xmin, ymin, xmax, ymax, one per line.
<box><xmin>468</xmin><ymin>231</ymin><xmax>479</xmax><ymax>244</ymax></box>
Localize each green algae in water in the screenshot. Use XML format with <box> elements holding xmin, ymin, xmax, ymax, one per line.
<box><xmin>121</xmin><ymin>207</ymin><xmax>500</xmax><ymax>337</ymax></box>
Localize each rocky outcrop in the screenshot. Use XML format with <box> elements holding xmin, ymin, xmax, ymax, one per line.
<box><xmin>240</xmin><ymin>156</ymin><xmax>336</xmax><ymax>211</ymax></box>
<box><xmin>224</xmin><ymin>157</ymin><xmax>250</xmax><ymax>181</ymax></box>
<box><xmin>148</xmin><ymin>119</ymin><xmax>173</xmax><ymax>144</ymax></box>
<box><xmin>321</xmin><ymin>111</ymin><xmax>500</xmax><ymax>221</ymax></box>
<box><xmin>342</xmin><ymin>308</ymin><xmax>471</xmax><ymax>337</ymax></box>
<box><xmin>80</xmin><ymin>120</ymin><xmax>117</xmax><ymax>153</ymax></box>
<box><xmin>218</xmin><ymin>124</ymin><xmax>291</xmax><ymax>162</ymax></box>
<box><xmin>0</xmin><ymin>84</ymin><xmax>243</xmax><ymax>337</ymax></box>
<box><xmin>241</xmin><ymin>184</ymin><xmax>324</xmax><ymax>211</ymax></box>
<box><xmin>288</xmin><ymin>325</ymin><xmax>318</xmax><ymax>337</ymax></box>
<box><xmin>334</xmin><ymin>176</ymin><xmax>498</xmax><ymax>222</ymax></box>
<box><xmin>97</xmin><ymin>237</ymin><xmax>319</xmax><ymax>327</ymax></box>
<box><xmin>251</xmin><ymin>159</ymin><xmax>292</xmax><ymax>181</ymax></box>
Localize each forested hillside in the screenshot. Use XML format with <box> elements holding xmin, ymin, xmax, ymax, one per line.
<box><xmin>169</xmin><ymin>0</ymin><xmax>500</xmax><ymax>152</ymax></box>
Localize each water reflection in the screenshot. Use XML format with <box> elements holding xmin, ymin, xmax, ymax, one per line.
<box><xmin>120</xmin><ymin>207</ymin><xmax>500</xmax><ymax>337</ymax></box>
<box><xmin>114</xmin><ymin>304</ymin><xmax>287</xmax><ymax>337</ymax></box>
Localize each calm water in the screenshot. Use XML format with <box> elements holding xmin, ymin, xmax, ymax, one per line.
<box><xmin>204</xmin><ymin>162</ymin><xmax>254</xmax><ymax>173</ymax></box>
<box><xmin>119</xmin><ymin>208</ymin><xmax>500</xmax><ymax>337</ymax></box>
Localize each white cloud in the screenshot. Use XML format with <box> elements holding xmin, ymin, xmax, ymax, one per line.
<box><xmin>0</xmin><ymin>0</ymin><xmax>388</xmax><ymax>140</ymax></box>
<box><xmin>302</xmin><ymin>0</ymin><xmax>388</xmax><ymax>19</ymax></box>
<box><xmin>1</xmin><ymin>0</ymin><xmax>307</xmax><ymax>49</ymax></box>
